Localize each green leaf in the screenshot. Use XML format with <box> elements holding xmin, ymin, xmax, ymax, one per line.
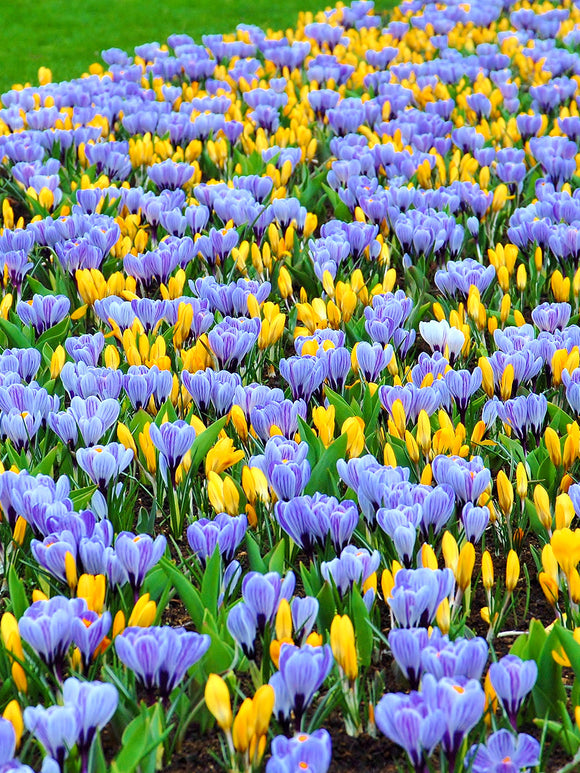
<box><xmin>246</xmin><ymin>532</ymin><xmax>267</xmax><ymax>573</ymax></box>
<box><xmin>70</xmin><ymin>485</ymin><xmax>97</xmax><ymax>510</ymax></box>
<box><xmin>36</xmin><ymin>316</ymin><xmax>70</xmax><ymax>351</ymax></box>
<box><xmin>26</xmin><ymin>276</ymin><xmax>54</xmax><ymax>296</ymax></box>
<box><xmin>201</xmin><ymin>615</ymin><xmax>235</xmax><ymax>673</ymax></box>
<box><xmin>304</xmin><ymin>433</ymin><xmax>348</xmax><ymax>496</ymax></box>
<box><xmin>297</xmin><ymin>415</ymin><xmax>324</xmax><ymax>468</ymax></box>
<box><xmin>268</xmin><ymin>539</ymin><xmax>286</xmax><ymax>574</ymax></box>
<box><xmin>31</xmin><ymin>445</ymin><xmax>58</xmax><ymax>476</ymax></box>
<box><xmin>547</xmin><ymin>402</ymin><xmax>575</xmax><ymax>434</ymax></box>
<box><xmin>325</xmin><ymin>387</ymin><xmax>362</xmax><ymax>426</ymax></box>
<box><xmin>8</xmin><ymin>566</ymin><xmax>28</xmax><ymax>618</ymax></box>
<box><xmin>153</xmin><ymin>398</ymin><xmax>178</xmax><ymax>426</ymax></box>
<box><xmin>188</xmin><ymin>416</ymin><xmax>228</xmax><ymax>473</ymax></box>
<box><xmin>350</xmin><ymin>586</ymin><xmax>373</xmax><ymax>668</ymax></box>
<box><xmin>159</xmin><ymin>557</ymin><xmax>204</xmax><ymax>629</ymax></box>
<box><xmin>201</xmin><ymin>546</ymin><xmax>222</xmax><ymax>615</ymax></box>
<box><xmin>316</xmin><ymin>582</ymin><xmax>336</xmax><ymax>633</ymax></box>
<box><xmin>111</xmin><ymin>704</ymin><xmax>172</xmax><ymax>773</ymax></box>
<box><xmin>0</xmin><ymin>318</ymin><xmax>32</xmax><ymax>348</ymax></box>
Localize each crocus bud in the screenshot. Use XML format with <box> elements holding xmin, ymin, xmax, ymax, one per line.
<box><xmin>482</xmin><ymin>550</ymin><xmax>494</xmax><ymax>591</ymax></box>
<box><xmin>456</xmin><ymin>542</ymin><xmax>476</xmax><ymax>591</ymax></box>
<box><xmin>442</xmin><ymin>531</ymin><xmax>459</xmax><ymax>574</ymax></box>
<box><xmin>205</xmin><ymin>674</ymin><xmax>233</xmax><ymax>732</ymax></box>
<box><xmin>50</xmin><ymin>346</ymin><xmax>66</xmax><ymax>379</ymax></box>
<box><xmin>534</xmin><ymin>485</ymin><xmax>552</xmax><ymax>531</ymax></box>
<box><xmin>539</xmin><ymin>572</ymin><xmax>558</xmax><ymax>607</ymax></box>
<box><xmin>330</xmin><ymin>614</ymin><xmax>358</xmax><ymax>682</ymax></box>
<box><xmin>505</xmin><ymin>550</ymin><xmax>520</xmax><ymax>593</ymax></box>
<box><xmin>496</xmin><ymin>471</ymin><xmax>513</xmax><ymax>517</ymax></box>
<box><xmin>516</xmin><ymin>463</ymin><xmax>527</xmax><ymax>500</ymax></box>
<box><xmin>556</xmin><ymin>493</ymin><xmax>575</xmax><ymax>531</ymax></box>
<box><xmin>545</xmin><ymin>427</ymin><xmax>562</xmax><ymax>468</ymax></box>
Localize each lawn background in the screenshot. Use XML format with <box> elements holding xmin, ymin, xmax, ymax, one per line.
<box><xmin>0</xmin><ymin>0</ymin><xmax>396</xmax><ymax>93</ymax></box>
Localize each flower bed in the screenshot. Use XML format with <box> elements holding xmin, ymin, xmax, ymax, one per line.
<box><xmin>0</xmin><ymin>1</ymin><xmax>578</xmax><ymax>771</ymax></box>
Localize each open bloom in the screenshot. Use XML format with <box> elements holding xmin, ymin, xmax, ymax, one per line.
<box><xmin>115</xmin><ymin>626</ymin><xmax>210</xmax><ymax>697</ymax></box>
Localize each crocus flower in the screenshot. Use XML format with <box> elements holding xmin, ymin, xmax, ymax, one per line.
<box><xmin>270</xmin><ymin>643</ymin><xmax>333</xmax><ymax>726</ymax></box>
<box><xmin>76</xmin><ymin>443</ymin><xmax>133</xmax><ymax>492</ymax></box>
<box><xmin>148</xmin><ymin>419</ymin><xmax>196</xmax><ymax>483</ymax></box>
<box><xmin>421</xmin><ymin>673</ymin><xmax>485</xmax><ymax>764</ymax></box>
<box><xmin>115</xmin><ymin>626</ymin><xmax>210</xmax><ymax>697</ymax></box>
<box><xmin>388</xmin><ymin>568</ymin><xmax>454</xmax><ymax>628</ymax></box>
<box><xmin>23</xmin><ymin>705</ymin><xmax>79</xmax><ymax>770</ymax></box>
<box><xmin>488</xmin><ymin>655</ymin><xmax>538</xmax><ymax>730</ymax></box>
<box><xmin>114</xmin><ymin>532</ymin><xmax>167</xmax><ymax>594</ymax></box>
<box><xmin>266</xmin><ymin>729</ymin><xmax>332</xmax><ymax>773</ymax></box>
<box><xmin>186</xmin><ymin>513</ymin><xmax>247</xmax><ymax>565</ymax></box>
<box><xmin>16</xmin><ymin>294</ymin><xmax>70</xmax><ymax>334</ymax></box>
<box><xmin>19</xmin><ymin>597</ymin><xmax>87</xmax><ymax>674</ymax></box>
<box><xmin>466</xmin><ymin>729</ymin><xmax>540</xmax><ymax>773</ymax></box>
<box><xmin>375</xmin><ymin>690</ymin><xmax>445</xmax><ymax>773</ymax></box>
<box><xmin>62</xmin><ymin>678</ymin><xmax>118</xmax><ymax>758</ymax></box>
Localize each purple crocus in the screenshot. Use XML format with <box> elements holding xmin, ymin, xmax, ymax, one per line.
<box><xmin>62</xmin><ymin>678</ymin><xmax>118</xmax><ymax>762</ymax></box>
<box><xmin>432</xmin><ymin>455</ymin><xmax>491</xmax><ymax>505</ymax></box>
<box><xmin>23</xmin><ymin>704</ymin><xmax>79</xmax><ymax>770</ymax></box>
<box><xmin>388</xmin><ymin>567</ymin><xmax>455</xmax><ymax>628</ymax></box>
<box><xmin>114</xmin><ymin>532</ymin><xmax>167</xmax><ymax>594</ymax></box>
<box><xmin>76</xmin><ymin>443</ymin><xmax>133</xmax><ymax>493</ymax></box>
<box><xmin>186</xmin><ymin>513</ymin><xmax>247</xmax><ymax>565</ymax></box>
<box><xmin>421</xmin><ymin>673</ymin><xmax>485</xmax><ymax>765</ymax></box>
<box><xmin>444</xmin><ymin>368</ymin><xmax>482</xmax><ymax>424</ymax></box>
<box><xmin>388</xmin><ymin>627</ymin><xmax>429</xmax><ymax>689</ymax></box>
<box><xmin>275</xmin><ymin>494</ymin><xmax>358</xmax><ymax>555</ymax></box>
<box><xmin>466</xmin><ymin>729</ymin><xmax>541</xmax><ymax>773</ymax></box>
<box><xmin>148</xmin><ymin>419</ymin><xmax>196</xmax><ymax>483</ymax></box>
<box><xmin>488</xmin><ymin>655</ymin><xmax>538</xmax><ymax>730</ymax></box>
<box><xmin>19</xmin><ymin>596</ymin><xmax>87</xmax><ymax>674</ymax></box>
<box><xmin>266</xmin><ymin>729</ymin><xmax>332</xmax><ymax>773</ymax></box>
<box><xmin>115</xmin><ymin>626</ymin><xmax>210</xmax><ymax>698</ymax></box>
<box><xmin>16</xmin><ymin>294</ymin><xmax>70</xmax><ymax>334</ymax></box>
<box><xmin>270</xmin><ymin>643</ymin><xmax>333</xmax><ymax>727</ymax></box>
<box><xmin>279</xmin><ymin>355</ymin><xmax>326</xmax><ymax>402</ymax></box>
<box><xmin>250</xmin><ymin>437</ymin><xmax>311</xmax><ymax>501</ymax></box>
<box><xmin>375</xmin><ymin>689</ymin><xmax>445</xmax><ymax>773</ymax></box>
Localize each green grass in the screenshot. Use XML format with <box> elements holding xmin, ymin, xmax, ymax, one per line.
<box><xmin>0</xmin><ymin>0</ymin><xmax>396</xmax><ymax>93</ymax></box>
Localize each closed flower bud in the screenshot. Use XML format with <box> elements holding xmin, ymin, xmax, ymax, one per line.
<box><xmin>456</xmin><ymin>541</ymin><xmax>476</xmax><ymax>592</ymax></box>
<box><xmin>2</xmin><ymin>700</ymin><xmax>23</xmax><ymax>748</ymax></box>
<box><xmin>516</xmin><ymin>264</ymin><xmax>527</xmax><ymax>292</ymax></box>
<box><xmin>117</xmin><ymin>423</ymin><xmax>138</xmax><ymax>456</ymax></box>
<box><xmin>233</xmin><ymin>698</ymin><xmax>254</xmax><ymax>753</ymax></box>
<box><xmin>482</xmin><ymin>550</ymin><xmax>494</xmax><ymax>591</ymax></box>
<box><xmin>556</xmin><ymin>493</ymin><xmax>575</xmax><ymax>531</ymax></box>
<box><xmin>50</xmin><ymin>346</ymin><xmax>66</xmax><ymax>379</ymax></box>
<box><xmin>479</xmin><ymin>357</ymin><xmax>495</xmax><ymax>397</ymax></box>
<box><xmin>541</xmin><ymin>548</ymin><xmax>558</xmax><ymax>593</ymax></box>
<box><xmin>417</xmin><ymin>410</ymin><xmax>431</xmax><ymax>456</ymax></box>
<box><xmin>405</xmin><ymin>430</ymin><xmax>419</xmax><ymax>465</ymax></box>
<box><xmin>505</xmin><ymin>550</ymin><xmax>520</xmax><ymax>593</ymax></box>
<box><xmin>436</xmin><ymin>598</ymin><xmax>450</xmax><ymax>634</ymax></box>
<box><xmin>253</xmin><ymin>684</ymin><xmax>275</xmax><ymax>738</ymax></box>
<box><xmin>516</xmin><ymin>463</ymin><xmax>528</xmax><ymax>500</ymax></box>
<box><xmin>330</xmin><ymin>614</ymin><xmax>358</xmax><ymax>682</ymax></box>
<box><xmin>534</xmin><ymin>485</ymin><xmax>552</xmax><ymax>531</ymax></box>
<box><xmin>539</xmin><ymin>572</ymin><xmax>559</xmax><ymax>607</ymax></box>
<box><xmin>421</xmin><ymin>543</ymin><xmax>438</xmax><ymax>570</ymax></box>
<box><xmin>496</xmin><ymin>471</ymin><xmax>513</xmax><ymax>517</ymax></box>
<box><xmin>275</xmin><ymin>599</ymin><xmax>292</xmax><ymax>642</ymax></box>
<box><xmin>442</xmin><ymin>531</ymin><xmax>459</xmax><ymax>574</ymax></box>
<box><xmin>545</xmin><ymin>427</ymin><xmax>562</xmax><ymax>467</ymax></box>
<box><xmin>205</xmin><ymin>674</ymin><xmax>233</xmax><ymax>732</ymax></box>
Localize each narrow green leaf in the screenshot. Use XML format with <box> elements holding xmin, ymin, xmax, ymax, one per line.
<box><xmin>246</xmin><ymin>532</ymin><xmax>267</xmax><ymax>573</ymax></box>
<box><xmin>8</xmin><ymin>567</ymin><xmax>28</xmax><ymax>619</ymax></box>
<box><xmin>201</xmin><ymin>546</ymin><xmax>222</xmax><ymax>615</ymax></box>
<box><xmin>351</xmin><ymin>586</ymin><xmax>373</xmax><ymax>668</ymax></box>
<box><xmin>159</xmin><ymin>557</ymin><xmax>205</xmax><ymax>629</ymax></box>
